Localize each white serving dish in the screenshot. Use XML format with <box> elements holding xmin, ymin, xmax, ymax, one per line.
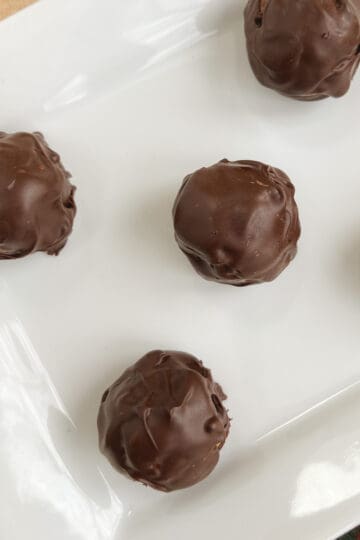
<box><xmin>0</xmin><ymin>1</ymin><xmax>359</xmax><ymax>538</ymax></box>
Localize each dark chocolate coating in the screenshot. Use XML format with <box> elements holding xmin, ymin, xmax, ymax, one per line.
<box><xmin>98</xmin><ymin>350</ymin><xmax>230</xmax><ymax>492</ymax></box>
<box><xmin>173</xmin><ymin>159</ymin><xmax>300</xmax><ymax>286</ymax></box>
<box><xmin>244</xmin><ymin>0</ymin><xmax>360</xmax><ymax>100</ymax></box>
<box><xmin>0</xmin><ymin>132</ymin><xmax>76</xmax><ymax>259</ymax></box>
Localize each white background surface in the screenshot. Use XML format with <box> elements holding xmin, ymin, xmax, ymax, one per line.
<box><xmin>0</xmin><ymin>1</ymin><xmax>360</xmax><ymax>539</ymax></box>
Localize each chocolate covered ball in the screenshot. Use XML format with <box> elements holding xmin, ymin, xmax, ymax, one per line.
<box><xmin>97</xmin><ymin>350</ymin><xmax>230</xmax><ymax>492</ymax></box>
<box><xmin>173</xmin><ymin>159</ymin><xmax>300</xmax><ymax>286</ymax></box>
<box><xmin>0</xmin><ymin>132</ymin><xmax>76</xmax><ymax>259</ymax></box>
<box><xmin>244</xmin><ymin>0</ymin><xmax>360</xmax><ymax>100</ymax></box>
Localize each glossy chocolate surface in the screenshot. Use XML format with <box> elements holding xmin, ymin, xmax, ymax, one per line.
<box><xmin>244</xmin><ymin>0</ymin><xmax>360</xmax><ymax>100</ymax></box>
<box><xmin>0</xmin><ymin>132</ymin><xmax>76</xmax><ymax>259</ymax></box>
<box><xmin>173</xmin><ymin>159</ymin><xmax>300</xmax><ymax>286</ymax></box>
<box><xmin>98</xmin><ymin>350</ymin><xmax>230</xmax><ymax>492</ymax></box>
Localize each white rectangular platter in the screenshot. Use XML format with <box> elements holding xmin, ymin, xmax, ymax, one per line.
<box><xmin>0</xmin><ymin>1</ymin><xmax>359</xmax><ymax>539</ymax></box>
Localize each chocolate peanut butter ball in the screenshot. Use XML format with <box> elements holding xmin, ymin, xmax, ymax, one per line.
<box><xmin>98</xmin><ymin>350</ymin><xmax>230</xmax><ymax>492</ymax></box>
<box><xmin>244</xmin><ymin>0</ymin><xmax>360</xmax><ymax>100</ymax></box>
<box><xmin>0</xmin><ymin>132</ymin><xmax>76</xmax><ymax>259</ymax></box>
<box><xmin>173</xmin><ymin>159</ymin><xmax>300</xmax><ymax>286</ymax></box>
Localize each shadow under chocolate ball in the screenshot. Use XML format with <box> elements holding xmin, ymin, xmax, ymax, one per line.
<box><xmin>173</xmin><ymin>159</ymin><xmax>300</xmax><ymax>286</ymax></box>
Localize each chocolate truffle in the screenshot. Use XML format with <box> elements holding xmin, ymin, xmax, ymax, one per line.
<box><xmin>98</xmin><ymin>350</ymin><xmax>230</xmax><ymax>492</ymax></box>
<box><xmin>173</xmin><ymin>159</ymin><xmax>300</xmax><ymax>286</ymax></box>
<box><xmin>0</xmin><ymin>131</ymin><xmax>76</xmax><ymax>259</ymax></box>
<box><xmin>244</xmin><ymin>0</ymin><xmax>360</xmax><ymax>100</ymax></box>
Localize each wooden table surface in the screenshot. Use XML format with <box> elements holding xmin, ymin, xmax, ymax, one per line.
<box><xmin>0</xmin><ymin>0</ymin><xmax>36</xmax><ymax>20</ymax></box>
